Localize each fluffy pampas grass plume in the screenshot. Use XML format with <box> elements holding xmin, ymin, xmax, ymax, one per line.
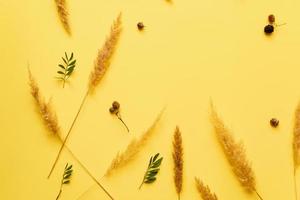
<box><xmin>210</xmin><ymin>103</ymin><xmax>263</xmax><ymax>200</ymax></box>
<box><xmin>28</xmin><ymin>69</ymin><xmax>60</xmax><ymax>135</ymax></box>
<box><xmin>173</xmin><ymin>126</ymin><xmax>183</xmax><ymax>200</ymax></box>
<box><xmin>104</xmin><ymin>108</ymin><xmax>164</xmax><ymax>177</ymax></box>
<box><xmin>88</xmin><ymin>13</ymin><xmax>122</xmax><ymax>92</ymax></box>
<box><xmin>195</xmin><ymin>178</ymin><xmax>218</xmax><ymax>200</ymax></box>
<box><xmin>55</xmin><ymin>0</ymin><xmax>71</xmax><ymax>35</ymax></box>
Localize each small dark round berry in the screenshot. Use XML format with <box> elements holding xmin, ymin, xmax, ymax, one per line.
<box><xmin>112</xmin><ymin>101</ymin><xmax>120</xmax><ymax>110</ymax></box>
<box><xmin>268</xmin><ymin>14</ymin><xmax>275</xmax><ymax>23</ymax></box>
<box><xmin>264</xmin><ymin>25</ymin><xmax>274</xmax><ymax>34</ymax></box>
<box><xmin>109</xmin><ymin>107</ymin><xmax>115</xmax><ymax>114</ymax></box>
<box><xmin>270</xmin><ymin>118</ymin><xmax>279</xmax><ymax>127</ymax></box>
<box><xmin>137</xmin><ymin>22</ymin><xmax>145</xmax><ymax>30</ymax></box>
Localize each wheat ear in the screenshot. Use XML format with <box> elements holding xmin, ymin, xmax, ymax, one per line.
<box><xmin>293</xmin><ymin>101</ymin><xmax>300</xmax><ymax>200</ymax></box>
<box><xmin>210</xmin><ymin>104</ymin><xmax>263</xmax><ymax>200</ymax></box>
<box><xmin>55</xmin><ymin>0</ymin><xmax>71</xmax><ymax>35</ymax></box>
<box><xmin>47</xmin><ymin>13</ymin><xmax>122</xmax><ymax>180</ymax></box>
<box><xmin>195</xmin><ymin>178</ymin><xmax>218</xmax><ymax>200</ymax></box>
<box><xmin>173</xmin><ymin>126</ymin><xmax>183</xmax><ymax>200</ymax></box>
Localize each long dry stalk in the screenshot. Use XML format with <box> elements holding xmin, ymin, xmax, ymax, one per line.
<box><xmin>55</xmin><ymin>0</ymin><xmax>71</xmax><ymax>35</ymax></box>
<box><xmin>47</xmin><ymin>13</ymin><xmax>122</xmax><ymax>179</ymax></box>
<box><xmin>173</xmin><ymin>126</ymin><xmax>183</xmax><ymax>200</ymax></box>
<box><xmin>293</xmin><ymin>101</ymin><xmax>300</xmax><ymax>200</ymax></box>
<box><xmin>28</xmin><ymin>69</ymin><xmax>115</xmax><ymax>200</ymax></box>
<box><xmin>195</xmin><ymin>178</ymin><xmax>218</xmax><ymax>200</ymax></box>
<box><xmin>105</xmin><ymin>108</ymin><xmax>164</xmax><ymax>177</ymax></box>
<box><xmin>210</xmin><ymin>104</ymin><xmax>263</xmax><ymax>200</ymax></box>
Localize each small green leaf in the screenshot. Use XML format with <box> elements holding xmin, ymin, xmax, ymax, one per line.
<box><xmin>144</xmin><ymin>177</ymin><xmax>156</xmax><ymax>183</ymax></box>
<box><xmin>66</xmin><ymin>165</ymin><xmax>73</xmax><ymax>171</ymax></box>
<box><xmin>69</xmin><ymin>52</ymin><xmax>74</xmax><ymax>61</ymax></box>
<box><xmin>153</xmin><ymin>153</ymin><xmax>159</xmax><ymax>162</ymax></box>
<box><xmin>64</xmin><ymin>173</ymin><xmax>72</xmax><ymax>179</ymax></box>
<box><xmin>57</xmin><ymin>71</ymin><xmax>65</xmax><ymax>75</ymax></box>
<box><xmin>62</xmin><ymin>57</ymin><xmax>68</xmax><ymax>65</ymax></box>
<box><xmin>69</xmin><ymin>60</ymin><xmax>76</xmax><ymax>66</ymax></box>
<box><xmin>58</xmin><ymin>64</ymin><xmax>65</xmax><ymax>69</ymax></box>
<box><xmin>148</xmin><ymin>156</ymin><xmax>153</xmax><ymax>167</ymax></box>
<box><xmin>63</xmin><ymin>180</ymin><xmax>70</xmax><ymax>184</ymax></box>
<box><xmin>65</xmin><ymin>52</ymin><xmax>68</xmax><ymax>60</ymax></box>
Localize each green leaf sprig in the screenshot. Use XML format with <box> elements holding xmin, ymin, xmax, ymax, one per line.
<box><xmin>56</xmin><ymin>163</ymin><xmax>73</xmax><ymax>200</ymax></box>
<box><xmin>56</xmin><ymin>52</ymin><xmax>76</xmax><ymax>88</ymax></box>
<box><xmin>139</xmin><ymin>153</ymin><xmax>163</xmax><ymax>189</ymax></box>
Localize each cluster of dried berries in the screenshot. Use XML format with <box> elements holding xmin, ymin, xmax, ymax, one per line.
<box><xmin>109</xmin><ymin>101</ymin><xmax>130</xmax><ymax>132</ymax></box>
<box><xmin>264</xmin><ymin>14</ymin><xmax>286</xmax><ymax>34</ymax></box>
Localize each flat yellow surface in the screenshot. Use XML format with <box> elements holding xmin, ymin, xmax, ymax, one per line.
<box><xmin>1</xmin><ymin>0</ymin><xmax>300</xmax><ymax>199</ymax></box>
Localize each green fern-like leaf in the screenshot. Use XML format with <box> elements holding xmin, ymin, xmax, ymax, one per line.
<box><xmin>56</xmin><ymin>52</ymin><xmax>76</xmax><ymax>88</ymax></box>
<box><xmin>62</xmin><ymin>163</ymin><xmax>73</xmax><ymax>184</ymax></box>
<box><xmin>56</xmin><ymin>163</ymin><xmax>73</xmax><ymax>200</ymax></box>
<box><xmin>139</xmin><ymin>153</ymin><xmax>163</xmax><ymax>189</ymax></box>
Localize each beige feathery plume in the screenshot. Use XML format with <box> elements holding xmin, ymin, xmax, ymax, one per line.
<box><xmin>195</xmin><ymin>178</ymin><xmax>218</xmax><ymax>200</ymax></box>
<box><xmin>173</xmin><ymin>126</ymin><xmax>183</xmax><ymax>200</ymax></box>
<box><xmin>210</xmin><ymin>104</ymin><xmax>263</xmax><ymax>200</ymax></box>
<box><xmin>28</xmin><ymin>69</ymin><xmax>60</xmax><ymax>135</ymax></box>
<box><xmin>88</xmin><ymin>13</ymin><xmax>122</xmax><ymax>92</ymax></box>
<box><xmin>293</xmin><ymin>101</ymin><xmax>300</xmax><ymax>200</ymax></box>
<box><xmin>104</xmin><ymin>109</ymin><xmax>164</xmax><ymax>177</ymax></box>
<box><xmin>55</xmin><ymin>0</ymin><xmax>71</xmax><ymax>35</ymax></box>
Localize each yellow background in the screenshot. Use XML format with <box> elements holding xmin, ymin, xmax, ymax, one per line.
<box><xmin>1</xmin><ymin>0</ymin><xmax>300</xmax><ymax>199</ymax></box>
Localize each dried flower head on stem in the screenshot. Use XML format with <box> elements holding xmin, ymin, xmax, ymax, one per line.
<box><xmin>109</xmin><ymin>101</ymin><xmax>129</xmax><ymax>132</ymax></box>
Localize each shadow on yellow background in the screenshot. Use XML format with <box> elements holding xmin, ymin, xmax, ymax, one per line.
<box><xmin>1</xmin><ymin>0</ymin><xmax>300</xmax><ymax>199</ymax></box>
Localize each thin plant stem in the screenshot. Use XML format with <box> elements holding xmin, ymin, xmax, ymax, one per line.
<box><xmin>56</xmin><ymin>188</ymin><xmax>62</xmax><ymax>200</ymax></box>
<box><xmin>116</xmin><ymin>112</ymin><xmax>129</xmax><ymax>132</ymax></box>
<box><xmin>294</xmin><ymin>166</ymin><xmax>298</xmax><ymax>200</ymax></box>
<box><xmin>48</xmin><ymin>90</ymin><xmax>89</xmax><ymax>178</ymax></box>
<box><xmin>276</xmin><ymin>23</ymin><xmax>287</xmax><ymax>27</ymax></box>
<box><xmin>254</xmin><ymin>189</ymin><xmax>264</xmax><ymax>200</ymax></box>
<box><xmin>138</xmin><ymin>171</ymin><xmax>147</xmax><ymax>190</ymax></box>
<box><xmin>138</xmin><ymin>180</ymin><xmax>144</xmax><ymax>190</ymax></box>
<box><xmin>76</xmin><ymin>186</ymin><xmax>94</xmax><ymax>200</ymax></box>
